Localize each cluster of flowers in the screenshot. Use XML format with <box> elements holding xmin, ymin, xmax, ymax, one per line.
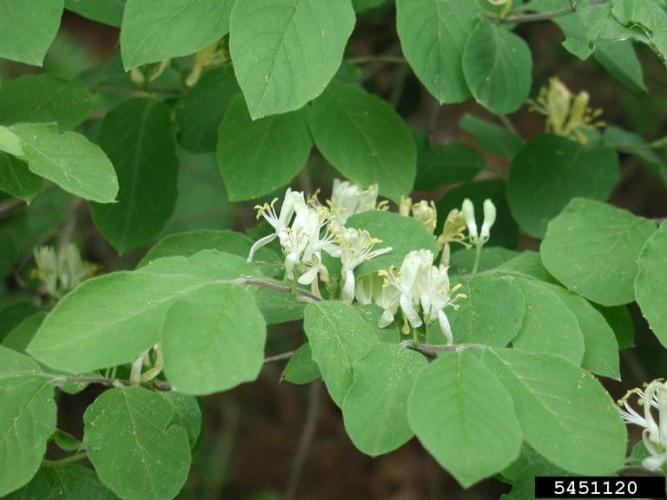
<box><xmin>247</xmin><ymin>180</ymin><xmax>497</xmax><ymax>344</ymax></box>
<box><xmin>618</xmin><ymin>379</ymin><xmax>667</xmax><ymax>471</ymax></box>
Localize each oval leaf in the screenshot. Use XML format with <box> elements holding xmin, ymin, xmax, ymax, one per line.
<box><xmin>396</xmin><ymin>0</ymin><xmax>481</xmax><ymax>103</ymax></box>
<box><xmin>91</xmin><ymin>98</ymin><xmax>178</xmax><ymax>252</ymax></box>
<box><xmin>481</xmin><ymin>348</ymin><xmax>626</xmax><ymax>475</ymax></box>
<box><xmin>217</xmin><ymin>95</ymin><xmax>312</xmax><ymax>201</ymax></box>
<box><xmin>408</xmin><ymin>350</ymin><xmax>522</xmax><ymax>487</ymax></box>
<box><xmin>508</xmin><ymin>135</ymin><xmax>621</xmax><ymax>238</ymax></box>
<box><xmin>229</xmin><ymin>0</ymin><xmax>355</xmax><ymax>119</ymax></box>
<box><xmin>541</xmin><ymin>198</ymin><xmax>656</xmax><ymax>306</ymax></box>
<box><xmin>162</xmin><ymin>284</ymin><xmax>267</xmax><ymax>395</ymax></box>
<box><xmin>308</xmin><ymin>82</ymin><xmax>416</xmax><ymax>202</ymax></box>
<box><xmin>120</xmin><ymin>0</ymin><xmax>227</xmax><ymax>69</ymax></box>
<box><xmin>462</xmin><ymin>20</ymin><xmax>532</xmax><ymax>114</ymax></box>
<box><xmin>83</xmin><ymin>387</ymin><xmax>191</xmax><ymax>500</ymax></box>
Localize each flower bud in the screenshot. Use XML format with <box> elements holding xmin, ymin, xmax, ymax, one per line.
<box><xmin>480</xmin><ymin>199</ymin><xmax>496</xmax><ymax>240</ymax></box>
<box><xmin>461</xmin><ymin>199</ymin><xmax>478</xmax><ymax>238</ymax></box>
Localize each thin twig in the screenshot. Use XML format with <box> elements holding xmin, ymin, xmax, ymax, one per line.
<box><xmin>43</xmin><ymin>451</ymin><xmax>87</xmax><ymax>466</ymax></box>
<box><xmin>231</xmin><ymin>277</ymin><xmax>323</xmax><ymax>302</ymax></box>
<box><xmin>498</xmin><ymin>114</ymin><xmax>521</xmax><ymax>137</ymax></box>
<box><xmin>284</xmin><ymin>381</ymin><xmax>322</xmax><ymax>500</ymax></box>
<box><xmin>264</xmin><ymin>351</ymin><xmax>296</xmax><ymax>364</ymax></box>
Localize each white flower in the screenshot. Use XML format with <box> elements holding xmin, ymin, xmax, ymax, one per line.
<box><xmin>411</xmin><ymin>200</ymin><xmax>438</xmax><ymax>234</ymax></box>
<box><xmin>295</xmin><ymin>207</ymin><xmax>340</xmax><ymax>286</ymax></box>
<box><xmin>335</xmin><ymin>228</ymin><xmax>391</xmax><ymax>304</ymax></box>
<box><xmin>329</xmin><ymin>179</ymin><xmax>379</xmax><ymax>225</ymax></box>
<box><xmin>461</xmin><ymin>199</ymin><xmax>478</xmax><ymax>239</ymax></box>
<box><xmin>376</xmin><ymin>250</ymin><xmax>463</xmax><ymax>342</ymax></box>
<box><xmin>419</xmin><ymin>264</ymin><xmax>457</xmax><ymax>345</ymax></box>
<box><xmin>461</xmin><ymin>198</ymin><xmax>497</xmax><ymax>246</ymax></box>
<box><xmin>480</xmin><ymin>199</ymin><xmax>496</xmax><ymax>240</ymax></box>
<box><xmin>618</xmin><ymin>380</ymin><xmax>667</xmax><ymax>472</ymax></box>
<box><xmin>378</xmin><ymin>250</ymin><xmax>433</xmax><ymax>334</ymax></box>
<box><xmin>248</xmin><ymin>188</ymin><xmax>306</xmax><ymax>262</ymax></box>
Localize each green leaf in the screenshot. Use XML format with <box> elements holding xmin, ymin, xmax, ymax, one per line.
<box><xmin>176</xmin><ymin>65</ymin><xmax>239</xmax><ymax>153</ymax></box>
<box><xmin>594</xmin><ymin>40</ymin><xmax>647</xmax><ymax>93</ymax></box>
<box><xmin>7</xmin><ymin>123</ymin><xmax>118</xmax><ymax>203</ymax></box>
<box><xmin>229</xmin><ymin>0</ymin><xmax>355</xmax><ymax>119</ymax></box>
<box><xmin>509</xmin><ymin>278</ymin><xmax>585</xmax><ymax>364</ymax></box>
<box><xmin>436</xmin><ymin>179</ymin><xmax>518</xmax><ymax>248</ymax></box>
<box><xmin>140</xmin><ymin>229</ymin><xmax>280</xmax><ymax>274</ymax></box>
<box><xmin>304</xmin><ymin>301</ymin><xmax>379</xmax><ymax>406</ymax></box>
<box><xmin>495</xmin><ymin>251</ymin><xmax>558</xmax><ymax>284</ymax></box>
<box><xmin>156</xmin><ymin>392</ymin><xmax>202</xmax><ymax>449</ymax></box>
<box><xmin>346</xmin><ymin>210</ymin><xmax>438</xmax><ymax>276</ymax></box>
<box><xmin>408</xmin><ymin>351</ymin><xmax>522</xmax><ymax>487</ymax></box>
<box><xmin>65</xmin><ymin>0</ymin><xmax>125</xmax><ymax>27</ymax></box>
<box><xmin>217</xmin><ymin>95</ymin><xmax>312</xmax><ymax>201</ymax></box>
<box><xmin>0</xmin><ymin>300</ymin><xmax>37</xmax><ymax>341</ymax></box>
<box><xmin>636</xmin><ymin>222</ymin><xmax>667</xmax><ymax>347</ymax></box>
<box><xmin>449</xmin><ymin>247</ymin><xmax>519</xmax><ymax>276</ymax></box>
<box><xmin>541</xmin><ymin>198</ymin><xmax>657</xmax><ymax>306</ymax></box>
<box><xmin>282</xmin><ymin>343</ymin><xmax>321</xmax><ymax>385</ymax></box>
<box><xmin>481</xmin><ymin>348</ymin><xmax>626</xmax><ymax>475</ymax></box>
<box><xmin>603</xmin><ymin>125</ymin><xmax>667</xmax><ymax>181</ymax></box>
<box><xmin>308</xmin><ymin>82</ymin><xmax>416</xmax><ymax>202</ymax></box>
<box><xmin>0</xmin><ymin>75</ymin><xmax>91</xmax><ymax>131</ymax></box>
<box><xmin>0</xmin><ymin>347</ymin><xmax>57</xmax><ymax>496</ymax></box>
<box><xmin>545</xmin><ymin>285</ymin><xmax>620</xmax><ymax>380</ymax></box>
<box><xmin>6</xmin><ymin>464</ymin><xmax>116</xmax><ymax>500</ymax></box>
<box><xmin>449</xmin><ymin>274</ymin><xmax>525</xmax><ymax>347</ymax></box>
<box><xmin>2</xmin><ymin>312</ymin><xmax>46</xmax><ymax>353</ymax></box>
<box><xmin>598</xmin><ymin>304</ymin><xmax>634</xmax><ymax>349</ymax></box>
<box><xmin>52</xmin><ymin>429</ymin><xmax>82</xmax><ymax>452</ymax></box>
<box><xmin>415</xmin><ymin>142</ymin><xmax>484</xmax><ymax>190</ymax></box>
<box><xmin>508</xmin><ymin>134</ymin><xmax>621</xmax><ymax>238</ymax></box>
<box><xmin>0</xmin><ymin>154</ymin><xmax>42</xmax><ymax>202</ymax></box>
<box><xmin>91</xmin><ymin>99</ymin><xmax>178</xmax><ymax>252</ymax></box>
<box><xmin>83</xmin><ymin>387</ymin><xmax>191</xmax><ymax>500</ymax></box>
<box><xmin>27</xmin><ymin>250</ymin><xmax>261</xmax><ymax>373</ymax></box>
<box><xmin>162</xmin><ymin>284</ymin><xmax>266</xmax><ymax>395</ymax></box>
<box><xmin>120</xmin><ymin>0</ymin><xmax>227</xmax><ymax>70</ymax></box>
<box><xmin>342</xmin><ymin>344</ymin><xmax>427</xmax><ymax>456</ymax></box>
<box><xmin>459</xmin><ymin>114</ymin><xmax>524</xmax><ymax>159</ymax></box>
<box><xmin>396</xmin><ymin>0</ymin><xmax>481</xmax><ymax>103</ymax></box>
<box><xmin>0</xmin><ymin>0</ymin><xmax>64</xmax><ymax>66</ymax></box>
<box><xmin>462</xmin><ymin>20</ymin><xmax>533</xmax><ymax>114</ymax></box>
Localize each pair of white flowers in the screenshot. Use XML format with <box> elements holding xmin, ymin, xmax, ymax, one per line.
<box><xmin>247</xmin><ymin>181</ymin><xmax>390</xmax><ymax>298</ymax></box>
<box><xmin>619</xmin><ymin>379</ymin><xmax>667</xmax><ymax>472</ymax></box>
<box><xmin>356</xmin><ymin>249</ymin><xmax>464</xmax><ymax>344</ymax></box>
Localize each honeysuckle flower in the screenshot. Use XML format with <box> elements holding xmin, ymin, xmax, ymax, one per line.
<box><xmin>376</xmin><ymin>250</ymin><xmax>464</xmax><ymax>341</ymax></box>
<box><xmin>328</xmin><ymin>179</ymin><xmax>379</xmax><ymax>226</ymax></box>
<box><xmin>529</xmin><ymin>77</ymin><xmax>604</xmax><ymax>144</ymax></box>
<box><xmin>399</xmin><ymin>196</ymin><xmax>413</xmax><ymax>217</ymax></box>
<box><xmin>335</xmin><ymin>228</ymin><xmax>392</xmax><ymax>304</ymax></box>
<box><xmin>462</xmin><ymin>198</ymin><xmax>496</xmax><ymax>247</ymax></box>
<box><xmin>248</xmin><ymin>188</ymin><xmax>306</xmax><ymax>262</ymax></box>
<box><xmin>618</xmin><ymin>380</ymin><xmax>667</xmax><ymax>472</ymax></box>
